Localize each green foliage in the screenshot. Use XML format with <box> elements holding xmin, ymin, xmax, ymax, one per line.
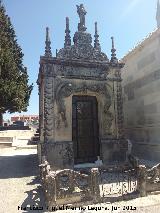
<box><xmin>0</xmin><ymin>4</ymin><xmax>33</xmax><ymax>114</ymax></box>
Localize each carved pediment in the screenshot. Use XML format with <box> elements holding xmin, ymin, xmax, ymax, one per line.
<box><xmin>57</xmin><ymin>32</ymin><xmax>109</xmax><ymax>62</ymax></box>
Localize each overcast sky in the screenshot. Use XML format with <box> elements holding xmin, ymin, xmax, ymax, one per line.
<box><xmin>2</xmin><ymin>0</ymin><xmax>158</xmax><ymax>119</ymax></box>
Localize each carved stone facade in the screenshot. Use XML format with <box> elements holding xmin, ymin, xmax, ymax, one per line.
<box><xmin>37</xmin><ymin>4</ymin><xmax>127</xmax><ymax>170</ymax></box>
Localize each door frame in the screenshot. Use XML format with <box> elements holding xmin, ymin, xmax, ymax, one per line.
<box><xmin>72</xmin><ymin>95</ymin><xmax>100</xmax><ymax>164</ymax></box>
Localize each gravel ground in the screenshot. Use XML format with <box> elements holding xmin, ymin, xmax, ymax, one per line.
<box><xmin>0</xmin><ymin>147</ymin><xmax>44</xmax><ymax>213</ymax></box>
<box><xmin>0</xmin><ymin>147</ymin><xmax>160</xmax><ymax>213</ymax></box>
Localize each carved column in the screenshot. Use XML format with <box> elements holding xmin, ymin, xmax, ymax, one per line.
<box><xmin>115</xmin><ymin>69</ymin><xmax>124</xmax><ymax>139</ymax></box>
<box><xmin>39</xmin><ymin>71</ymin><xmax>44</xmax><ymax>143</ymax></box>
<box><xmin>37</xmin><ymin>68</ymin><xmax>45</xmax><ymax>163</ymax></box>
<box><xmin>43</xmin><ymin>64</ymin><xmax>55</xmax><ymax>144</ymax></box>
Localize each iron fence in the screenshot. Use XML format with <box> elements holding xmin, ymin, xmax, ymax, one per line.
<box><xmin>99</xmin><ymin>168</ymin><xmax>138</xmax><ymax>201</ymax></box>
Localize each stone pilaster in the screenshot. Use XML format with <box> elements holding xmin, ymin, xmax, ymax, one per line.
<box><xmin>116</xmin><ymin>71</ymin><xmax>124</xmax><ymax>139</ymax></box>
<box><xmin>39</xmin><ymin>72</ymin><xmax>44</xmax><ymax>143</ymax></box>
<box><xmin>37</xmin><ymin>68</ymin><xmax>45</xmax><ymax>163</ymax></box>
<box><xmin>43</xmin><ymin>64</ymin><xmax>55</xmax><ymax>144</ymax></box>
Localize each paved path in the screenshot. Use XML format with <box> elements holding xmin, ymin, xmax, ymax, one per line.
<box><xmin>0</xmin><ymin>147</ymin><xmax>160</xmax><ymax>213</ymax></box>
<box><xmin>0</xmin><ymin>147</ymin><xmax>44</xmax><ymax>213</ymax></box>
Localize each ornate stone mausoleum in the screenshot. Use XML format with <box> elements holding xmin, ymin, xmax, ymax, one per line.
<box><xmin>37</xmin><ymin>4</ymin><xmax>127</xmax><ymax>170</ymax></box>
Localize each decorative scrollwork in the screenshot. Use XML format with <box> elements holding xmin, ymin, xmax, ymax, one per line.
<box><xmin>55</xmin><ymin>169</ymin><xmax>90</xmax><ymax>199</ymax></box>
<box><xmin>59</xmin><ymin>144</ymin><xmax>73</xmax><ymax>165</ymax></box>
<box><xmin>103</xmin><ymin>111</ymin><xmax>114</xmax><ymax>135</ymax></box>
<box><xmin>116</xmin><ymin>80</ymin><xmax>124</xmax><ymax>138</ymax></box>
<box><xmin>55</xmin><ymin>80</ymin><xmax>112</xmax><ymax>131</ymax></box>
<box><xmin>44</xmin><ymin>72</ymin><xmax>54</xmax><ymax>142</ymax></box>
<box><xmin>55</xmin><ymin>170</ymin><xmax>74</xmax><ymax>198</ymax></box>
<box><xmin>74</xmin><ymin>173</ymin><xmax>90</xmax><ymax>191</ymax></box>
<box><xmin>147</xmin><ymin>163</ymin><xmax>160</xmax><ymax>183</ymax></box>
<box><xmin>57</xmin><ymin>31</ymin><xmax>109</xmax><ymax>62</ymax></box>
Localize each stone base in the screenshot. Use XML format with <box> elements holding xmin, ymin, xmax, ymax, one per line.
<box><xmin>101</xmin><ymin>138</ymin><xmax>127</xmax><ymax>164</ymax></box>
<box><xmin>38</xmin><ymin>139</ymin><xmax>128</xmax><ymax>170</ymax></box>
<box><xmin>42</xmin><ymin>141</ymin><xmax>74</xmax><ymax>170</ymax></box>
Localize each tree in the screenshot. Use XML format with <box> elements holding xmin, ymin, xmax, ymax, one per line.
<box><xmin>0</xmin><ymin>2</ymin><xmax>33</xmax><ymax>125</ymax></box>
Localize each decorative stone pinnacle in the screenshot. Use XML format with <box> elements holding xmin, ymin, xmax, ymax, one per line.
<box><xmin>45</xmin><ymin>27</ymin><xmax>52</xmax><ymax>57</ymax></box>
<box><xmin>76</xmin><ymin>4</ymin><xmax>87</xmax><ymax>32</ymax></box>
<box><xmin>156</xmin><ymin>0</ymin><xmax>160</xmax><ymax>28</ymax></box>
<box><xmin>46</xmin><ymin>27</ymin><xmax>50</xmax><ymax>41</ymax></box>
<box><xmin>110</xmin><ymin>36</ymin><xmax>118</xmax><ymax>63</ymax></box>
<box><xmin>94</xmin><ymin>22</ymin><xmax>101</xmax><ymax>51</ymax></box>
<box><xmin>0</xmin><ymin>0</ymin><xmax>4</xmax><ymax>7</ymax></box>
<box><xmin>111</xmin><ymin>36</ymin><xmax>114</xmax><ymax>49</ymax></box>
<box><xmin>66</xmin><ymin>17</ymin><xmax>69</xmax><ymax>30</ymax></box>
<box><xmin>64</xmin><ymin>17</ymin><xmax>71</xmax><ymax>48</ymax></box>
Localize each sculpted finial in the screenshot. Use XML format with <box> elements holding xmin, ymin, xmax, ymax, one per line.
<box><xmin>45</xmin><ymin>27</ymin><xmax>52</xmax><ymax>57</ymax></box>
<box><xmin>94</xmin><ymin>22</ymin><xmax>101</xmax><ymax>51</ymax></box>
<box><xmin>110</xmin><ymin>37</ymin><xmax>118</xmax><ymax>64</ymax></box>
<box><xmin>64</xmin><ymin>17</ymin><xmax>71</xmax><ymax>47</ymax></box>
<box><xmin>76</xmin><ymin>4</ymin><xmax>87</xmax><ymax>31</ymax></box>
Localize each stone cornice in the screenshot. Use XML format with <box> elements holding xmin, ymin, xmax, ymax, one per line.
<box><xmin>39</xmin><ymin>56</ymin><xmax>124</xmax><ymax>70</ymax></box>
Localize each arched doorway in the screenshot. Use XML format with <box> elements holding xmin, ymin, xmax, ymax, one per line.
<box><xmin>72</xmin><ymin>95</ymin><xmax>100</xmax><ymax>164</ymax></box>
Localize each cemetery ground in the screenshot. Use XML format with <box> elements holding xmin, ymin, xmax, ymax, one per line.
<box><xmin>0</xmin><ymin>147</ymin><xmax>160</xmax><ymax>213</ymax></box>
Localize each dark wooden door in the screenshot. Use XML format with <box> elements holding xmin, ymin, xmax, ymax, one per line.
<box><xmin>72</xmin><ymin>96</ymin><xmax>99</xmax><ymax>164</ymax></box>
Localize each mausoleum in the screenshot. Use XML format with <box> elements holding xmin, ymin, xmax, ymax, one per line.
<box><xmin>37</xmin><ymin>4</ymin><xmax>127</xmax><ymax>170</ymax></box>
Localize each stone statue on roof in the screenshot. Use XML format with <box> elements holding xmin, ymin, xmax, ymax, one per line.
<box><xmin>76</xmin><ymin>4</ymin><xmax>87</xmax><ymax>31</ymax></box>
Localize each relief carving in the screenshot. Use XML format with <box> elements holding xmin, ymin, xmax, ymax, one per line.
<box><xmin>116</xmin><ymin>81</ymin><xmax>124</xmax><ymax>138</ymax></box>
<box><xmin>57</xmin><ymin>39</ymin><xmax>109</xmax><ymax>62</ymax></box>
<box><xmin>44</xmin><ymin>75</ymin><xmax>54</xmax><ymax>142</ymax></box>
<box><xmin>103</xmin><ymin>111</ymin><xmax>114</xmax><ymax>135</ymax></box>
<box><xmin>59</xmin><ymin>144</ymin><xmax>74</xmax><ymax>166</ymax></box>
<box><xmin>56</xmin><ymin>65</ymin><xmax>107</xmax><ymax>78</ymax></box>
<box><xmin>55</xmin><ymin>79</ymin><xmax>113</xmax><ymax>134</ymax></box>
